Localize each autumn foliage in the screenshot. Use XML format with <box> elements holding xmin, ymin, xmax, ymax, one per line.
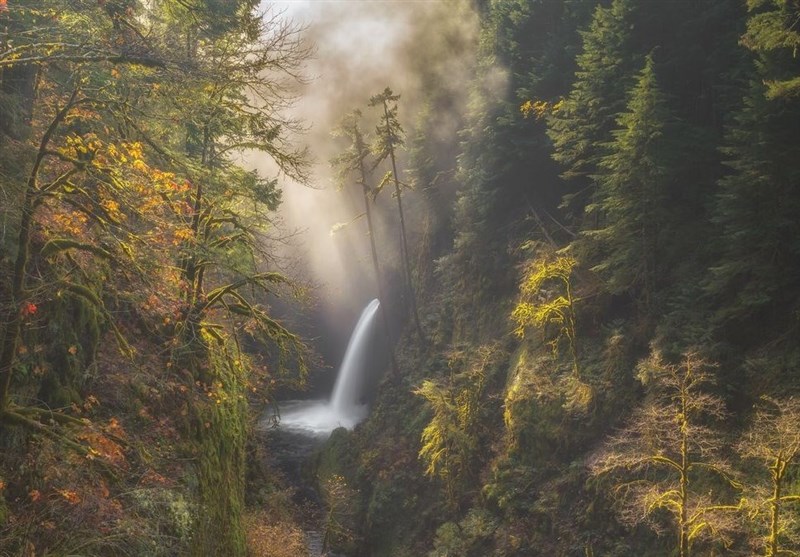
<box><xmin>0</xmin><ymin>0</ymin><xmax>310</xmax><ymax>555</ymax></box>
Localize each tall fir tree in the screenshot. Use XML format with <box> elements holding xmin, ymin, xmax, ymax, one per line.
<box><xmin>707</xmin><ymin>0</ymin><xmax>800</xmax><ymax>332</ymax></box>
<box><xmin>331</xmin><ymin>110</ymin><xmax>399</xmax><ymax>376</ymax></box>
<box><xmin>369</xmin><ymin>87</ymin><xmax>425</xmax><ymax>343</ymax></box>
<box><xmin>585</xmin><ymin>54</ymin><xmax>675</xmax><ymax>312</ymax></box>
<box><xmin>709</xmin><ymin>78</ymin><xmax>800</xmax><ymax>327</ymax></box>
<box><xmin>548</xmin><ymin>0</ymin><xmax>638</xmax><ymax>212</ymax></box>
<box><xmin>741</xmin><ymin>0</ymin><xmax>800</xmax><ymax>100</ymax></box>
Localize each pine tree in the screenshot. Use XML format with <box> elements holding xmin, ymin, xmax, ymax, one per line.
<box><xmin>548</xmin><ymin>0</ymin><xmax>637</xmax><ymax>205</ymax></box>
<box><xmin>331</xmin><ymin>110</ymin><xmax>399</xmax><ymax>376</ymax></box>
<box><xmin>741</xmin><ymin>0</ymin><xmax>800</xmax><ymax>100</ymax></box>
<box><xmin>369</xmin><ymin>88</ymin><xmax>425</xmax><ymax>343</ymax></box>
<box><xmin>708</xmin><ymin>0</ymin><xmax>800</xmax><ymax>327</ymax></box>
<box><xmin>708</xmin><ymin>77</ymin><xmax>800</xmax><ymax>324</ymax></box>
<box><xmin>585</xmin><ymin>54</ymin><xmax>675</xmax><ymax>311</ymax></box>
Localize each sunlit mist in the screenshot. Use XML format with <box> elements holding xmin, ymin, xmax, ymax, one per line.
<box><xmin>249</xmin><ymin>0</ymin><xmax>481</xmax><ymax>365</ymax></box>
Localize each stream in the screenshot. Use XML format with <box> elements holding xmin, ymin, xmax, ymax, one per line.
<box><xmin>260</xmin><ymin>424</ymin><xmax>333</xmax><ymax>557</ymax></box>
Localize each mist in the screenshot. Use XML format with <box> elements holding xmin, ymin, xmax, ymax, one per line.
<box><xmin>248</xmin><ymin>0</ymin><xmax>483</xmax><ymax>380</ymax></box>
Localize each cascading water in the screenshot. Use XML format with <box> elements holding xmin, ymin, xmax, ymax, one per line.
<box><xmin>330</xmin><ymin>298</ymin><xmax>380</xmax><ymax>414</ymax></box>
<box><xmin>275</xmin><ymin>299</ymin><xmax>382</xmax><ymax>436</ymax></box>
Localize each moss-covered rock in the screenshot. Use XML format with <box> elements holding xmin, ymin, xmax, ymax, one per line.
<box><xmin>39</xmin><ymin>286</ymin><xmax>103</xmax><ymax>408</ymax></box>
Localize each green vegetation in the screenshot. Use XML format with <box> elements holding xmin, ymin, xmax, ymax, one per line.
<box><xmin>313</xmin><ymin>0</ymin><xmax>800</xmax><ymax>555</ymax></box>
<box><xmin>591</xmin><ymin>352</ymin><xmax>741</xmax><ymax>557</ymax></box>
<box><xmin>512</xmin><ymin>251</ymin><xmax>579</xmax><ymax>377</ymax></box>
<box><xmin>368</xmin><ymin>88</ymin><xmax>426</xmax><ymax>343</ymax></box>
<box><xmin>3</xmin><ymin>0</ymin><xmax>800</xmax><ymax>555</ymax></box>
<box><xmin>0</xmin><ymin>1</ymin><xmax>309</xmax><ymax>555</ymax></box>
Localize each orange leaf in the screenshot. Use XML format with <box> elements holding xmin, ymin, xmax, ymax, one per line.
<box><xmin>58</xmin><ymin>489</ymin><xmax>81</xmax><ymax>505</ymax></box>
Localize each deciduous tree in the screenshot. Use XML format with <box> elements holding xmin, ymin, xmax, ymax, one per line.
<box><xmin>511</xmin><ymin>249</ymin><xmax>580</xmax><ymax>378</ymax></box>
<box><xmin>738</xmin><ymin>396</ymin><xmax>800</xmax><ymax>556</ymax></box>
<box><xmin>415</xmin><ymin>344</ymin><xmax>502</xmax><ymax>506</ymax></box>
<box><xmin>590</xmin><ymin>352</ymin><xmax>741</xmax><ymax>557</ymax></box>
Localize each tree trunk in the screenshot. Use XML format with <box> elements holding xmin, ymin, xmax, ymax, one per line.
<box><xmin>355</xmin><ymin>127</ymin><xmax>399</xmax><ymax>377</ymax></box>
<box><xmin>768</xmin><ymin>456</ymin><xmax>783</xmax><ymax>557</ymax></box>
<box><xmin>380</xmin><ymin>99</ymin><xmax>425</xmax><ymax>344</ymax></box>
<box><xmin>679</xmin><ymin>377</ymin><xmax>690</xmax><ymax>557</ymax></box>
<box><xmin>0</xmin><ymin>90</ymin><xmax>78</xmax><ymax>414</ymax></box>
<box><xmin>0</xmin><ymin>63</ymin><xmax>39</xmax><ymax>138</ymax></box>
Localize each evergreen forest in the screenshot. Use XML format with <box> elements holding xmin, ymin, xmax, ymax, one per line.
<box><xmin>0</xmin><ymin>0</ymin><xmax>799</xmax><ymax>556</ymax></box>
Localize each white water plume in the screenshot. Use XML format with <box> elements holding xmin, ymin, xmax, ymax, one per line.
<box><xmin>277</xmin><ymin>298</ymin><xmax>381</xmax><ymax>436</ymax></box>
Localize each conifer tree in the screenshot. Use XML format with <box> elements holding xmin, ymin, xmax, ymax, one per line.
<box><xmin>585</xmin><ymin>54</ymin><xmax>674</xmax><ymax>311</ymax></box>
<box><xmin>709</xmin><ymin>49</ymin><xmax>800</xmax><ymax>325</ymax></box>
<box><xmin>369</xmin><ymin>88</ymin><xmax>425</xmax><ymax>343</ymax></box>
<box><xmin>332</xmin><ymin>110</ymin><xmax>399</xmax><ymax>376</ymax></box>
<box><xmin>741</xmin><ymin>0</ymin><xmax>800</xmax><ymax>100</ymax></box>
<box><xmin>548</xmin><ymin>0</ymin><xmax>637</xmax><ymax>205</ymax></box>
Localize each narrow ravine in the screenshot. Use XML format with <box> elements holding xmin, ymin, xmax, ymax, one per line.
<box><xmin>255</xmin><ymin>298</ymin><xmax>385</xmax><ymax>555</ymax></box>
<box><xmin>260</xmin><ymin>421</ymin><xmax>356</xmax><ymax>557</ymax></box>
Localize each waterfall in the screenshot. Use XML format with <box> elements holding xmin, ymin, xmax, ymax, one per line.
<box><xmin>330</xmin><ymin>298</ymin><xmax>380</xmax><ymax>414</ymax></box>
<box><xmin>273</xmin><ymin>298</ymin><xmax>382</xmax><ymax>435</ymax></box>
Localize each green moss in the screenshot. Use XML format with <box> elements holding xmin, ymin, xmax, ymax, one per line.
<box><xmin>127</xmin><ymin>488</ymin><xmax>195</xmax><ymax>554</ymax></box>
<box><xmin>186</xmin><ymin>343</ymin><xmax>248</xmax><ymax>557</ymax></box>
<box><xmin>38</xmin><ymin>286</ymin><xmax>103</xmax><ymax>407</ymax></box>
<box><xmin>0</xmin><ymin>492</ymin><xmax>8</xmax><ymax>525</ymax></box>
<box><xmin>316</xmin><ymin>427</ymin><xmax>357</xmax><ymax>481</ymax></box>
